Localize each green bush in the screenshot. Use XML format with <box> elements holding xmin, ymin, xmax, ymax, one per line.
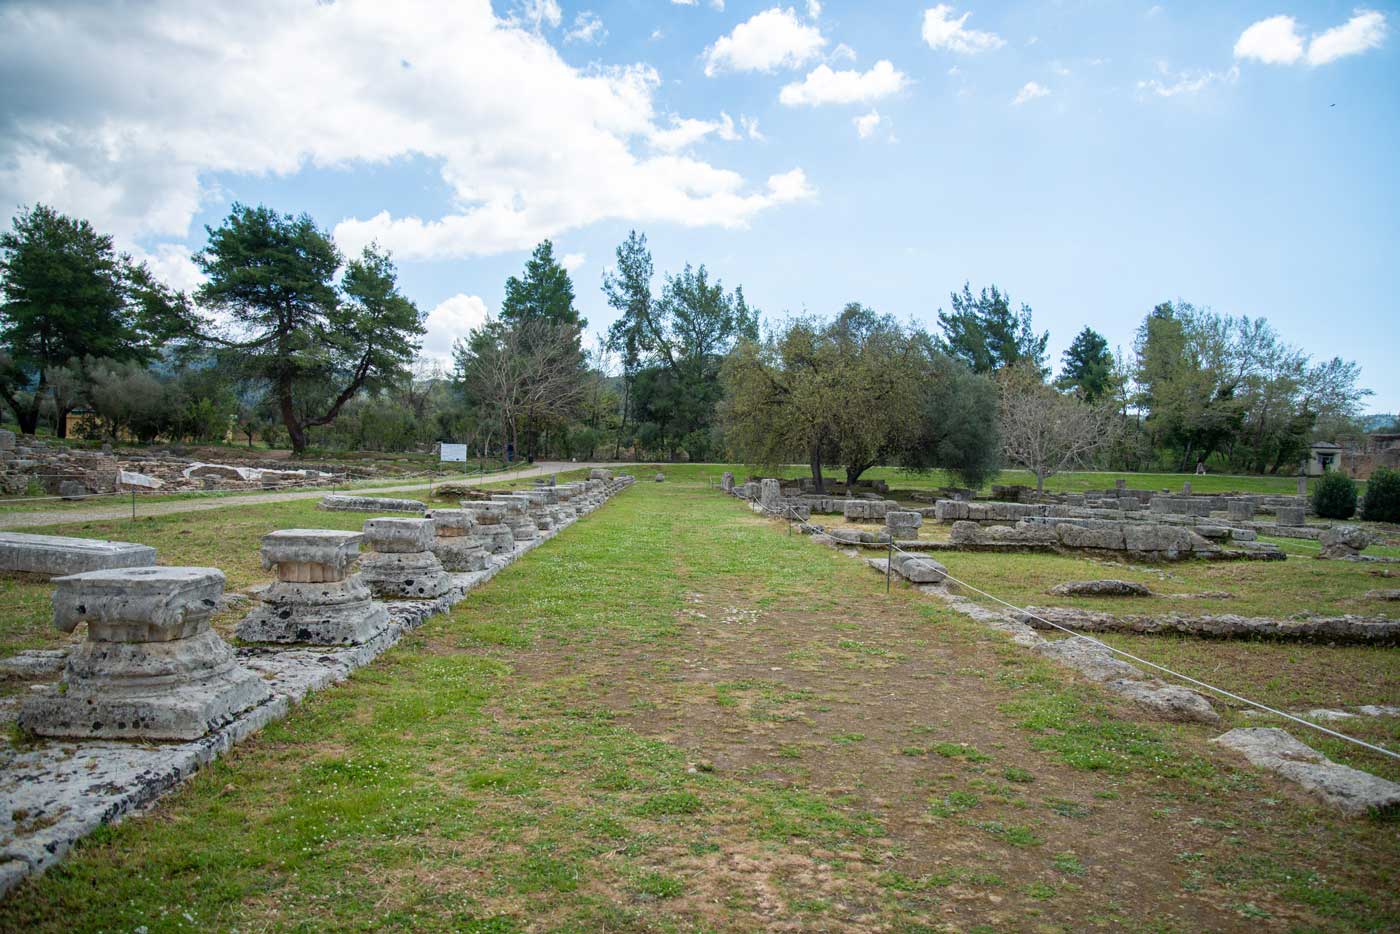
<box><xmin>1361</xmin><ymin>466</ymin><xmax>1400</xmax><ymax>522</ymax></box>
<box><xmin>1311</xmin><ymin>470</ymin><xmax>1357</xmax><ymax>519</ymax></box>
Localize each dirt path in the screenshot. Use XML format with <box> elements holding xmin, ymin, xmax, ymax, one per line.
<box><xmin>0</xmin><ymin>461</ymin><xmax>601</xmax><ymax>530</ymax></box>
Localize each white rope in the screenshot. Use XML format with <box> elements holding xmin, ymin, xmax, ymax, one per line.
<box><xmin>755</xmin><ymin>495</ymin><xmax>1400</xmax><ymax>762</ymax></box>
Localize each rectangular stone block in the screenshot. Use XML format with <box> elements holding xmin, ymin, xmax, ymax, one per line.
<box><xmin>0</xmin><ymin>532</ymin><xmax>156</xmax><ymax>578</ymax></box>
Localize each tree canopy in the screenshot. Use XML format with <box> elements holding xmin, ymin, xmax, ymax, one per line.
<box><xmin>936</xmin><ymin>282</ymin><xmax>1048</xmax><ymax>376</ymax></box>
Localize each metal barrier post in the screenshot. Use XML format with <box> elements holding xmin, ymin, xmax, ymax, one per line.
<box><xmin>886</xmin><ymin>540</ymin><xmax>892</xmax><ymax>592</ymax></box>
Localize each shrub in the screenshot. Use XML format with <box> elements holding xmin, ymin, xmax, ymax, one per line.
<box><xmin>1361</xmin><ymin>466</ymin><xmax>1400</xmax><ymax>523</ymax></box>
<box><xmin>1311</xmin><ymin>470</ymin><xmax>1358</xmax><ymax>519</ymax></box>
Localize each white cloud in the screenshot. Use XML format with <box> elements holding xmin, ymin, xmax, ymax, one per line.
<box><xmin>1137</xmin><ymin>65</ymin><xmax>1239</xmax><ymax>97</ymax></box>
<box><xmin>518</xmin><ymin>0</ymin><xmax>562</xmax><ymax>30</ymax></box>
<box><xmin>1236</xmin><ymin>10</ymin><xmax>1387</xmax><ymax>66</ymax></box>
<box><xmin>703</xmin><ymin>7</ymin><xmax>826</xmax><ymax>76</ymax></box>
<box><xmin>1307</xmin><ymin>9</ymin><xmax>1387</xmax><ymax>65</ymax></box>
<box><xmin>131</xmin><ymin>243</ymin><xmax>206</xmax><ymax>295</ymax></box>
<box><xmin>1235</xmin><ymin>14</ymin><xmax>1305</xmax><ymax>64</ymax></box>
<box><xmin>0</xmin><ymin>0</ymin><xmax>811</xmax><ymax>264</ymax></box>
<box><xmin>807</xmin><ymin>0</ymin><xmax>822</xmax><ymax>18</ymax></box>
<box><xmin>779</xmin><ymin>61</ymin><xmax>908</xmax><ymax>106</ymax></box>
<box><xmin>740</xmin><ymin>115</ymin><xmax>765</xmax><ymax>141</ymax></box>
<box><xmin>648</xmin><ymin>113</ymin><xmax>743</xmax><ymax>151</ymax></box>
<box><xmin>922</xmin><ymin>5</ymin><xmax>1005</xmax><ymax>54</ymax></box>
<box><xmin>421</xmin><ymin>293</ymin><xmax>490</xmax><ymax>366</ymax></box>
<box><xmin>1012</xmin><ymin>80</ymin><xmax>1049</xmax><ymax>105</ymax></box>
<box><xmin>853</xmin><ymin>110</ymin><xmax>881</xmax><ymax>139</ymax></box>
<box><xmin>565</xmin><ymin>11</ymin><xmax>606</xmax><ymax>45</ymax></box>
<box><xmin>561</xmin><ymin>252</ymin><xmax>586</xmax><ymax>272</ymax></box>
<box><xmin>765</xmin><ymin>168</ymin><xmax>814</xmax><ymax>202</ymax></box>
<box><xmin>830</xmin><ymin>42</ymin><xmax>857</xmax><ymax>62</ymax></box>
<box><xmin>649</xmin><ymin>28</ymin><xmax>664</xmax><ymax>41</ymax></box>
<box><xmin>672</xmin><ymin>0</ymin><xmax>697</xmax><ymax>4</ymax></box>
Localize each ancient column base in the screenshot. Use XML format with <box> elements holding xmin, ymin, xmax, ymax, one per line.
<box><xmin>236</xmin><ymin>575</ymin><xmax>390</xmax><ymax>644</ymax></box>
<box><xmin>430</xmin><ymin>537</ymin><xmax>490</xmax><ymax>572</ymax></box>
<box><xmin>19</xmin><ymin>629</ymin><xmax>271</xmax><ymax>741</ymax></box>
<box><xmin>359</xmin><ymin>550</ymin><xmax>450</xmax><ymax>599</ymax></box>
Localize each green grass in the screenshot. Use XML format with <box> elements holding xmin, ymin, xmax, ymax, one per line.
<box><xmin>1</xmin><ymin>474</ymin><xmax>1397</xmax><ymax>930</ymax></box>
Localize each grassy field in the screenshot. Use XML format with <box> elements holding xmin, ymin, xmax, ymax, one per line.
<box><xmin>1</xmin><ymin>474</ymin><xmax>1398</xmax><ymax>930</ymax></box>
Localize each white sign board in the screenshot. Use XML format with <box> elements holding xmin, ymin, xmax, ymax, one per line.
<box><xmin>439</xmin><ymin>443</ymin><xmax>468</xmax><ymax>463</ymax></box>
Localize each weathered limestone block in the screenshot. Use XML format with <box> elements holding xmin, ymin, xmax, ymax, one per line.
<box><xmin>1228</xmin><ymin>499</ymin><xmax>1255</xmax><ymax>521</ymax></box>
<box><xmin>236</xmin><ymin>529</ymin><xmax>389</xmax><ymax>644</ymax></box>
<box><xmin>933</xmin><ymin>499</ymin><xmax>970</xmax><ymax>522</ymax></box>
<box><xmin>949</xmin><ymin>520</ymin><xmax>982</xmax><ymax>544</ymax></box>
<box><xmin>318</xmin><ymin>494</ymin><xmax>426</xmax><ymax>514</ymax></box>
<box><xmin>358</xmin><ymin>518</ymin><xmax>450</xmax><ymax>599</ymax></box>
<box><xmin>894</xmin><ymin>553</ymin><xmax>947</xmax><ymax>583</ymax></box>
<box><xmin>1318</xmin><ymin>526</ymin><xmax>1373</xmax><ymax>559</ymax></box>
<box><xmin>1212</xmin><ymin>728</ymin><xmax>1400</xmax><ymax>815</ymax></box>
<box><xmin>1048</xmin><ymin>580</ymin><xmax>1153</xmax><ymax>597</ymax></box>
<box><xmin>759</xmin><ymin>478</ymin><xmax>782</xmax><ymax>511</ymax></box>
<box><xmin>19</xmin><ymin>567</ymin><xmax>272</xmax><ymax>740</ymax></box>
<box><xmin>589</xmin><ymin>468</ymin><xmax>614</xmax><ymax>481</ymax></box>
<box><xmin>426</xmin><ymin>509</ymin><xmax>489</xmax><ymax>572</ymax></box>
<box><xmin>0</xmin><ymin>532</ymin><xmax>157</xmax><ymax>578</ymax></box>
<box><xmin>1055</xmin><ymin>523</ymin><xmax>1127</xmax><ymax>551</ymax></box>
<box><xmin>654</xmin><ymin>473</ymin><xmax>665</xmax><ymax>483</ymax></box>
<box><xmin>721</xmin><ymin>471</ymin><xmax>735</xmax><ymax>493</ymax></box>
<box><xmin>885</xmin><ymin>510</ymin><xmax>923</xmax><ymax>540</ymax></box>
<box><xmin>1276</xmin><ymin>506</ymin><xmax>1306</xmax><ymax>527</ymax></box>
<box><xmin>491</xmin><ymin>495</ymin><xmax>539</xmax><ymax>542</ymax></box>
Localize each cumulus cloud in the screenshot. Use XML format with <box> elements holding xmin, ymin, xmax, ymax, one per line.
<box><xmin>0</xmin><ymin>0</ymin><xmax>810</xmax><ymax>265</ymax></box>
<box><xmin>421</xmin><ymin>293</ymin><xmax>490</xmax><ymax>366</ymax></box>
<box><xmin>703</xmin><ymin>7</ymin><xmax>826</xmax><ymax>76</ymax></box>
<box><xmin>853</xmin><ymin>111</ymin><xmax>881</xmax><ymax>139</ymax></box>
<box><xmin>1307</xmin><ymin>9</ymin><xmax>1387</xmax><ymax>65</ymax></box>
<box><xmin>1012</xmin><ymin>81</ymin><xmax>1049</xmax><ymax>105</ymax></box>
<box><xmin>778</xmin><ymin>61</ymin><xmax>908</xmax><ymax>106</ymax></box>
<box><xmin>517</xmin><ymin>0</ymin><xmax>562</xmax><ymax>30</ymax></box>
<box><xmin>1234</xmin><ymin>14</ymin><xmax>1305</xmax><ymax>64</ymax></box>
<box><xmin>1235</xmin><ymin>10</ymin><xmax>1387</xmax><ymax>66</ymax></box>
<box><xmin>561</xmin><ymin>252</ymin><xmax>586</xmax><ymax>272</ymax></box>
<box><xmin>1137</xmin><ymin>65</ymin><xmax>1239</xmax><ymax>98</ymax></box>
<box><xmin>922</xmin><ymin>5</ymin><xmax>1004</xmax><ymax>54</ymax></box>
<box><xmin>565</xmin><ymin>11</ymin><xmax>606</xmax><ymax>45</ymax></box>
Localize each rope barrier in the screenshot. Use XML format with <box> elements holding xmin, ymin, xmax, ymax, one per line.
<box><xmin>752</xmin><ymin>494</ymin><xmax>1400</xmax><ymax>763</ymax></box>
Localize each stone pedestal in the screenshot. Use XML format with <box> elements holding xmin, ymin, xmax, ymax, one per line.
<box><xmin>1297</xmin><ymin>475</ymin><xmax>1307</xmax><ymax>496</ymax></box>
<box><xmin>236</xmin><ymin>530</ymin><xmax>389</xmax><ymax>644</ymax></box>
<box><xmin>1228</xmin><ymin>500</ymin><xmax>1255</xmax><ymax>521</ymax></box>
<box><xmin>427</xmin><ymin>510</ymin><xmax>489</xmax><ymax>571</ymax></box>
<box><xmin>759</xmin><ymin>478</ymin><xmax>781</xmax><ymax>511</ymax></box>
<box><xmin>721</xmin><ymin>471</ymin><xmax>735</xmax><ymax>493</ymax></box>
<box><xmin>20</xmin><ymin>567</ymin><xmax>271</xmax><ymax>740</ymax></box>
<box><xmin>491</xmin><ymin>495</ymin><xmax>538</xmax><ymax>542</ymax></box>
<box><xmin>886</xmin><ymin>510</ymin><xmax>923</xmax><ymax>540</ymax></box>
<box><xmin>1276</xmin><ymin>506</ymin><xmax>1306</xmax><ymax>527</ymax></box>
<box><xmin>359</xmin><ymin>518</ymin><xmax>450</xmax><ymax>599</ymax></box>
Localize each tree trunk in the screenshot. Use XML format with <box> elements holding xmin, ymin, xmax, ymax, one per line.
<box><xmin>1036</xmin><ymin>470</ymin><xmax>1046</xmax><ymax>495</ymax></box>
<box><xmin>846</xmin><ymin>462</ymin><xmax>871</xmax><ymax>488</ymax></box>
<box><xmin>810</xmin><ymin>444</ymin><xmax>825</xmax><ymax>494</ymax></box>
<box><xmin>279</xmin><ymin>383</ymin><xmax>307</xmax><ymax>456</ymax></box>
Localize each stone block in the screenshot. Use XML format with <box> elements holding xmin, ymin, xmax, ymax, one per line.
<box><xmin>721</xmin><ymin>471</ymin><xmax>734</xmax><ymax>492</ymax></box>
<box><xmin>1228</xmin><ymin>499</ymin><xmax>1255</xmax><ymax>521</ymax></box>
<box><xmin>236</xmin><ymin>530</ymin><xmax>390</xmax><ymax>645</ymax></box>
<box><xmin>19</xmin><ymin>567</ymin><xmax>272</xmax><ymax>741</ymax></box>
<box><xmin>363</xmin><ymin>517</ymin><xmax>435</xmax><ymax>553</ymax></box>
<box><xmin>1276</xmin><ymin>506</ymin><xmax>1306</xmax><ymax>527</ymax></box>
<box><xmin>0</xmin><ymin>532</ymin><xmax>157</xmax><ymax>578</ymax></box>
<box><xmin>319</xmin><ymin>494</ymin><xmax>426</xmax><ymax>514</ymax></box>
<box><xmin>900</xmin><ymin>557</ymin><xmax>948</xmax><ymax>583</ymax></box>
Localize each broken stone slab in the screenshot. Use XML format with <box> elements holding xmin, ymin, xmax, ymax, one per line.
<box><xmin>1030</xmin><ymin>638</ymin><xmax>1218</xmax><ymax>723</ymax></box>
<box><xmin>1016</xmin><ymin>606</ymin><xmax>1400</xmax><ymax>646</ymax></box>
<box><xmin>0</xmin><ymin>532</ymin><xmax>157</xmax><ymax>578</ymax></box>
<box><xmin>19</xmin><ymin>567</ymin><xmax>272</xmax><ymax>741</ymax></box>
<box><xmin>1366</xmin><ymin>589</ymin><xmax>1400</xmax><ymax>601</ymax></box>
<box><xmin>1211</xmin><ymin>728</ymin><xmax>1400</xmax><ymax>815</ymax></box>
<box><xmin>318</xmin><ymin>494</ymin><xmax>426</xmax><ymax>514</ymax></box>
<box><xmin>115</xmin><ymin>469</ymin><xmax>163</xmax><ymax>491</ymax></box>
<box><xmin>235</xmin><ymin>530</ymin><xmax>390</xmax><ymax>645</ymax></box>
<box><xmin>885</xmin><ymin>510</ymin><xmax>923</xmax><ymax>537</ymax></box>
<box><xmin>358</xmin><ymin>518</ymin><xmax>449</xmax><ymax>599</ymax></box>
<box><xmin>1275</xmin><ymin>506</ymin><xmax>1307</xmax><ymax>527</ymax></box>
<box><xmin>1032</xmin><ymin>637</ymin><xmax>1142</xmax><ymax>682</ymax></box>
<box><xmin>1048</xmin><ymin>579</ymin><xmax>1154</xmax><ymax>597</ymax></box>
<box><xmin>0</xmin><ymin>648</ymin><xmax>69</xmax><ymax>677</ymax></box>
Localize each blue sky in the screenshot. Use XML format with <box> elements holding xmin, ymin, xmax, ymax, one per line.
<box><xmin>2</xmin><ymin>1</ymin><xmax>1396</xmax><ymax>411</ymax></box>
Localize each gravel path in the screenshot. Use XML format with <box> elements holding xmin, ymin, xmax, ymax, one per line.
<box><xmin>0</xmin><ymin>461</ymin><xmax>598</xmax><ymax>530</ymax></box>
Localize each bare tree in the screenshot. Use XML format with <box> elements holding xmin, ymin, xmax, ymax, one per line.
<box><xmin>455</xmin><ymin>318</ymin><xmax>587</xmax><ymax>459</ymax></box>
<box><xmin>999</xmin><ymin>365</ymin><xmax>1116</xmax><ymax>495</ymax></box>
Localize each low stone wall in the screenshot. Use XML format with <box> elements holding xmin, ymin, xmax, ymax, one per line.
<box><xmin>1014</xmin><ymin>606</ymin><xmax>1400</xmax><ymax>645</ymax></box>
<box><xmin>943</xmin><ymin>517</ymin><xmax>1282</xmax><ymax>561</ymax></box>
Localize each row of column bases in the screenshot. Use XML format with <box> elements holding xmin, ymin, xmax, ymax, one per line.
<box><xmin>18</xmin><ymin>477</ymin><xmax>633</xmax><ymax>743</ymax></box>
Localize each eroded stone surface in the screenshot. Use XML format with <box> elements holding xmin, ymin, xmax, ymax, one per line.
<box><xmin>1048</xmin><ymin>579</ymin><xmax>1153</xmax><ymax>597</ymax></box>
<box><xmin>1318</xmin><ymin>526</ymin><xmax>1374</xmax><ymax>559</ymax></box>
<box><xmin>236</xmin><ymin>529</ymin><xmax>390</xmax><ymax>645</ymax></box>
<box><xmin>318</xmin><ymin>494</ymin><xmax>426</xmax><ymax>514</ymax></box>
<box><xmin>1212</xmin><ymin>728</ymin><xmax>1400</xmax><ymax>815</ymax></box>
<box><xmin>1016</xmin><ymin>606</ymin><xmax>1400</xmax><ymax>645</ymax></box>
<box><xmin>20</xmin><ymin>567</ymin><xmax>272</xmax><ymax>741</ymax></box>
<box><xmin>0</xmin><ymin>532</ymin><xmax>156</xmax><ymax>578</ymax></box>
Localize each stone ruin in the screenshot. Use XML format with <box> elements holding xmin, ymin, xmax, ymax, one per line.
<box><xmin>885</xmin><ymin>510</ymin><xmax>922</xmax><ymax>541</ymax></box>
<box><xmin>426</xmin><ymin>509</ymin><xmax>490</xmax><ymax>571</ymax></box>
<box><xmin>721</xmin><ymin>471</ymin><xmax>734</xmax><ymax>493</ymax></box>
<box><xmin>318</xmin><ymin>494</ymin><xmax>427</xmax><ymax>514</ymax></box>
<box><xmin>0</xmin><ymin>531</ymin><xmax>157</xmax><ymax>577</ymax></box>
<box><xmin>465</xmin><ymin>502</ymin><xmax>520</xmax><ymax>554</ymax></box>
<box><xmin>358</xmin><ymin>518</ymin><xmax>451</xmax><ymax>599</ymax></box>
<box><xmin>946</xmin><ymin>517</ymin><xmax>1280</xmax><ymax>561</ymax></box>
<box><xmin>235</xmin><ymin>529</ymin><xmax>390</xmax><ymax>645</ymax></box>
<box><xmin>19</xmin><ymin>566</ymin><xmax>272</xmax><ymax>740</ymax></box>
<box><xmin>490</xmin><ymin>494</ymin><xmax>539</xmax><ymax>543</ymax></box>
